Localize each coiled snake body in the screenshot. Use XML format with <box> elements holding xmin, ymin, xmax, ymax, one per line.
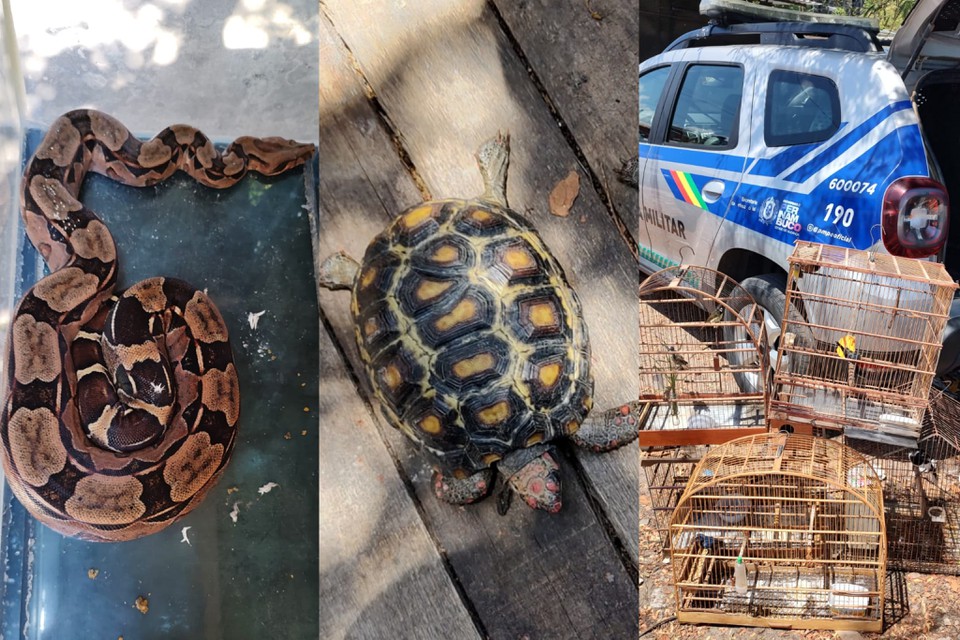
<box><xmin>0</xmin><ymin>110</ymin><xmax>314</xmax><ymax>541</ymax></box>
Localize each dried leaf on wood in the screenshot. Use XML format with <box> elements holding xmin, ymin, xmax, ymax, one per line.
<box><xmin>549</xmin><ymin>170</ymin><xmax>580</xmax><ymax>217</ymax></box>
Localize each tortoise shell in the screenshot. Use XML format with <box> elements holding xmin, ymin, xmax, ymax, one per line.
<box><xmin>351</xmin><ymin>198</ymin><xmax>593</xmax><ymax>476</ymax></box>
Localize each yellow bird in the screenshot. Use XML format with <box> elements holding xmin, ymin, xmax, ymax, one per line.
<box><xmin>836</xmin><ymin>334</ymin><xmax>857</xmax><ymax>359</ymax></box>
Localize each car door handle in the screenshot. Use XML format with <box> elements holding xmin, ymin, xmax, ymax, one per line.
<box><xmin>702</xmin><ymin>180</ymin><xmax>725</xmax><ymax>203</ymax></box>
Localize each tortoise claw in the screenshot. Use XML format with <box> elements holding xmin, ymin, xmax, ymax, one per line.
<box><xmin>571</xmin><ymin>401</ymin><xmax>642</xmax><ymax>452</ymax></box>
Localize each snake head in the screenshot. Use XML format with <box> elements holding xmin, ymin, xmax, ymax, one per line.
<box><xmin>232</xmin><ymin>136</ymin><xmax>316</xmax><ymax>175</ymax></box>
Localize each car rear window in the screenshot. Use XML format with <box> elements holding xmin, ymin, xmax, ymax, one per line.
<box><xmin>667</xmin><ymin>64</ymin><xmax>743</xmax><ymax>149</ymax></box>
<box><xmin>765</xmin><ymin>70</ymin><xmax>840</xmax><ymax>147</ymax></box>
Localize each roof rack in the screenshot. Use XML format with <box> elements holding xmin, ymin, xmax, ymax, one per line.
<box><xmin>665</xmin><ymin>21</ymin><xmax>883</xmax><ymax>53</ymax></box>
<box><xmin>700</xmin><ymin>0</ymin><xmax>879</xmax><ymax>31</ymax></box>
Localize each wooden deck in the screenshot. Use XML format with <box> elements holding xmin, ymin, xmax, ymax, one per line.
<box><xmin>317</xmin><ymin>1</ymin><xmax>640</xmax><ymax>637</ymax></box>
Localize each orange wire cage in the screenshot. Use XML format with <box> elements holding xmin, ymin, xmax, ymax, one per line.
<box><xmin>669</xmin><ymin>433</ymin><xmax>886</xmax><ymax>632</ymax></box>
<box><xmin>771</xmin><ymin>242</ymin><xmax>956</xmax><ymax>444</ymax></box>
<box><xmin>639</xmin><ymin>266</ymin><xmax>769</xmax><ymax>447</ymax></box>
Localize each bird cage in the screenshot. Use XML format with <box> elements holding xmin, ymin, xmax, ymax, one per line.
<box><xmin>641</xmin><ymin>445</ymin><xmax>708</xmax><ymax>548</ymax></box>
<box><xmin>771</xmin><ymin>241</ymin><xmax>956</xmax><ymax>444</ymax></box>
<box><xmin>639</xmin><ymin>266</ymin><xmax>769</xmax><ymax>447</ymax></box>
<box><xmin>844</xmin><ymin>381</ymin><xmax>960</xmax><ymax>575</ymax></box>
<box><xmin>670</xmin><ymin>433</ymin><xmax>886</xmax><ymax>632</ymax></box>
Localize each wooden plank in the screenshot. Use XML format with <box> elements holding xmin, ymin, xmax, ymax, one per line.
<box><xmin>319</xmin><ymin>326</ymin><xmax>481</xmax><ymax>640</ymax></box>
<box><xmin>318</xmin><ymin>3</ymin><xmax>640</xmax><ymax>636</ymax></box>
<box><xmin>492</xmin><ymin>0</ymin><xmax>640</xmax><ymax>241</ymax></box>
<box><xmin>323</xmin><ymin>0</ymin><xmax>641</xmax><ymax>568</ymax></box>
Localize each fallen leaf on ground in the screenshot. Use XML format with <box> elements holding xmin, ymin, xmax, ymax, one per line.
<box><xmin>549</xmin><ymin>170</ymin><xmax>580</xmax><ymax>217</ymax></box>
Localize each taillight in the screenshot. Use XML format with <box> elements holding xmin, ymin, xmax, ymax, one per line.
<box><xmin>882</xmin><ymin>177</ymin><xmax>949</xmax><ymax>258</ymax></box>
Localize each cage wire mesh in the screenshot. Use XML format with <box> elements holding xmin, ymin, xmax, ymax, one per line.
<box><xmin>669</xmin><ymin>433</ymin><xmax>886</xmax><ymax>632</ymax></box>
<box><xmin>841</xmin><ymin>380</ymin><xmax>960</xmax><ymax>574</ymax></box>
<box><xmin>639</xmin><ymin>266</ymin><xmax>769</xmax><ymax>447</ymax></box>
<box><xmin>771</xmin><ymin>242</ymin><xmax>956</xmax><ymax>444</ymax></box>
<box><xmin>642</xmin><ymin>445</ymin><xmax>709</xmax><ymax>549</ymax></box>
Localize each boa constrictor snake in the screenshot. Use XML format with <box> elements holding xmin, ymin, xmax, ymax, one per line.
<box><xmin>0</xmin><ymin>109</ymin><xmax>314</xmax><ymax>541</ymax></box>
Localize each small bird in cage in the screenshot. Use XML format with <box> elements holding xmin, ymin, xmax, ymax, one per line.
<box><xmin>706</xmin><ymin>306</ymin><xmax>725</xmax><ymax>324</ymax></box>
<box><xmin>835</xmin><ymin>334</ymin><xmax>858</xmax><ymax>360</ymax></box>
<box><xmin>662</xmin><ymin>343</ymin><xmax>689</xmax><ymax>370</ymax></box>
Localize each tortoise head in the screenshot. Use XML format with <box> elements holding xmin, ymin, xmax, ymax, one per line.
<box><xmin>317</xmin><ymin>251</ymin><xmax>361</xmax><ymax>291</ymax></box>
<box><xmin>502</xmin><ymin>446</ymin><xmax>562</xmax><ymax>513</ymax></box>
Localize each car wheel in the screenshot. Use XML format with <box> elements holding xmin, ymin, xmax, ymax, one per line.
<box><xmin>734</xmin><ymin>273</ymin><xmax>811</xmax><ymax>393</ymax></box>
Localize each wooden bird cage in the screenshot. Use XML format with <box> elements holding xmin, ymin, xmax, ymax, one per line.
<box><xmin>771</xmin><ymin>242</ymin><xmax>956</xmax><ymax>445</ymax></box>
<box><xmin>639</xmin><ymin>266</ymin><xmax>769</xmax><ymax>447</ymax></box>
<box><xmin>670</xmin><ymin>433</ymin><xmax>886</xmax><ymax>632</ymax></box>
<box><xmin>843</xmin><ymin>381</ymin><xmax>960</xmax><ymax>575</ymax></box>
<box><xmin>641</xmin><ymin>445</ymin><xmax>708</xmax><ymax>548</ymax></box>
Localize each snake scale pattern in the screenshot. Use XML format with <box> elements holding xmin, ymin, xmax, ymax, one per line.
<box><xmin>0</xmin><ymin>109</ymin><xmax>314</xmax><ymax>541</ymax></box>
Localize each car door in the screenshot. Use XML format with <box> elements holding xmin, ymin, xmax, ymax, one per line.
<box><xmin>639</xmin><ymin>56</ymin><xmax>751</xmax><ymax>274</ymax></box>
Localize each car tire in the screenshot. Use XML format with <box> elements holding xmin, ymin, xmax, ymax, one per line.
<box><xmin>733</xmin><ymin>273</ymin><xmax>811</xmax><ymax>393</ymax></box>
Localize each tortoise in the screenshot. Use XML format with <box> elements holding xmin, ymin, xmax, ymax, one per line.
<box><xmin>318</xmin><ymin>133</ymin><xmax>638</xmax><ymax>512</ymax></box>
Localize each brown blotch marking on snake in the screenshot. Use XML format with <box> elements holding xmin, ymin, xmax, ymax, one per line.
<box><xmin>126</xmin><ymin>278</ymin><xmax>168</xmax><ymax>313</ymax></box>
<box><xmin>137</xmin><ymin>138</ymin><xmax>173</xmax><ymax>168</ymax></box>
<box><xmin>201</xmin><ymin>364</ymin><xmax>240</xmax><ymax>427</ymax></box>
<box><xmin>194</xmin><ymin>140</ymin><xmax>217</xmax><ymax>169</ymax></box>
<box><xmin>28</xmin><ymin>175</ymin><xmax>83</xmax><ymax>221</ymax></box>
<box><xmin>172</xmin><ymin>125</ymin><xmax>199</xmax><ymax>146</ymax></box>
<box><xmin>221</xmin><ymin>152</ymin><xmax>246</xmax><ymax>176</ymax></box>
<box><xmin>64</xmin><ymin>474</ymin><xmax>146</xmax><ymax>525</ymax></box>
<box><xmin>12</xmin><ymin>315</ymin><xmax>61</xmax><ymax>384</ymax></box>
<box><xmin>34</xmin><ymin>116</ymin><xmax>81</xmax><ymax>167</ymax></box>
<box><xmin>163</xmin><ymin>432</ymin><xmax>224</xmax><ymax>502</ymax></box>
<box><xmin>7</xmin><ymin>407</ymin><xmax>68</xmax><ymax>486</ymax></box>
<box><xmin>184</xmin><ymin>293</ymin><xmax>228</xmax><ymax>343</ymax></box>
<box><xmin>71</xmin><ymin>220</ymin><xmax>116</xmax><ymax>262</ymax></box>
<box><xmin>33</xmin><ymin>267</ymin><xmax>100</xmax><ymax>313</ymax></box>
<box><xmin>107</xmin><ymin>341</ymin><xmax>162</xmax><ymax>369</ymax></box>
<box><xmin>87</xmin><ymin>111</ymin><xmax>129</xmax><ymax>151</ymax></box>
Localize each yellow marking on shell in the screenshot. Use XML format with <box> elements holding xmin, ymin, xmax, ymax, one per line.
<box><xmin>400</xmin><ymin>205</ymin><xmax>433</xmax><ymax>229</ymax></box>
<box><xmin>201</xmin><ymin>364</ymin><xmax>241</xmax><ymax>427</ymax></box>
<box><xmin>419</xmin><ymin>415</ymin><xmax>442</xmax><ymax>435</ymax></box>
<box><xmin>85</xmin><ymin>405</ymin><xmax>119</xmax><ymax>450</ymax></box>
<box><xmin>163</xmin><ymin>432</ymin><xmax>225</xmax><ymax>502</ymax></box>
<box><xmin>7</xmin><ymin>407</ymin><xmax>67</xmax><ymax>486</ymax></box>
<box><xmin>431</xmin><ymin>244</ymin><xmax>458</xmax><ymax>264</ymax></box>
<box><xmin>64</xmin><ymin>474</ymin><xmax>146</xmax><ymax>525</ymax></box>
<box><xmin>359</xmin><ymin>267</ymin><xmax>377</xmax><ymax>290</ymax></box>
<box><xmin>28</xmin><ymin>175</ymin><xmax>83</xmax><ymax>221</ymax></box>
<box><xmin>126</xmin><ymin>278</ymin><xmax>167</xmax><ymax>313</ymax></box>
<box><xmin>33</xmin><ymin>267</ymin><xmax>100</xmax><ymax>313</ymax></box>
<box><xmin>470</xmin><ymin>209</ymin><xmax>493</xmax><ymax>223</ymax></box>
<box><xmin>528</xmin><ymin>302</ymin><xmax>558</xmax><ymax>328</ymax></box>
<box><xmin>363</xmin><ymin>317</ymin><xmax>379</xmax><ymax>338</ymax></box>
<box><xmin>137</xmin><ymin>138</ymin><xmax>173</xmax><ymax>168</ymax></box>
<box><xmin>12</xmin><ymin>315</ymin><xmax>62</xmax><ymax>384</ymax></box>
<box><xmin>71</xmin><ymin>220</ymin><xmax>116</xmax><ymax>262</ymax></box>
<box><xmin>476</xmin><ymin>401</ymin><xmax>509</xmax><ymax>426</ymax></box>
<box><xmin>481</xmin><ymin>453</ymin><xmax>501</xmax><ymax>465</ymax></box>
<box><xmin>434</xmin><ymin>298</ymin><xmax>477</xmax><ymax>332</ymax></box>
<box><xmin>526</xmin><ymin>433</ymin><xmax>544</xmax><ymax>446</ymax></box>
<box><xmin>35</xmin><ymin>116</ymin><xmax>81</xmax><ymax>167</ymax></box>
<box><xmin>538</xmin><ymin>363</ymin><xmax>562</xmax><ymax>388</ymax></box>
<box><xmin>565</xmin><ymin>420</ymin><xmax>580</xmax><ymax>435</ymax></box>
<box><xmin>184</xmin><ymin>292</ymin><xmax>229</xmax><ymax>343</ymax></box>
<box><xmin>87</xmin><ymin>111</ymin><xmax>128</xmax><ymax>151</ymax></box>
<box><xmin>504</xmin><ymin>246</ymin><xmax>535</xmax><ymax>271</ymax></box>
<box><xmin>452</xmin><ymin>353</ymin><xmax>494</xmax><ymax>379</ymax></box>
<box><xmin>416</xmin><ymin>279</ymin><xmax>452</xmax><ymax>301</ymax></box>
<box><xmin>381</xmin><ymin>363</ymin><xmax>402</xmax><ymax>391</ymax></box>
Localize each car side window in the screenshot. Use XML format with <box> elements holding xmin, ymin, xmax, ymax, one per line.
<box><xmin>639</xmin><ymin>66</ymin><xmax>670</xmax><ymax>142</ymax></box>
<box><xmin>765</xmin><ymin>70</ymin><xmax>840</xmax><ymax>147</ymax></box>
<box><xmin>667</xmin><ymin>64</ymin><xmax>743</xmax><ymax>148</ymax></box>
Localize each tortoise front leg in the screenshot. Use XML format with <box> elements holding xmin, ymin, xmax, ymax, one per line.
<box><xmin>571</xmin><ymin>401</ymin><xmax>641</xmax><ymax>452</ymax></box>
<box><xmin>432</xmin><ymin>467</ymin><xmax>494</xmax><ymax>505</ymax></box>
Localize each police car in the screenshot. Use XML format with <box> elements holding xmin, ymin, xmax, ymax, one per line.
<box><xmin>639</xmin><ymin>0</ymin><xmax>960</xmax><ymax>377</ymax></box>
